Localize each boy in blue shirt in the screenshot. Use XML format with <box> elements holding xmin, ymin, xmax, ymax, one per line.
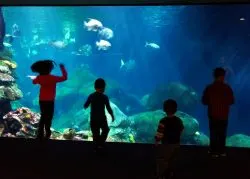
<box><xmin>84</xmin><ymin>78</ymin><xmax>115</xmax><ymax>150</ymax></box>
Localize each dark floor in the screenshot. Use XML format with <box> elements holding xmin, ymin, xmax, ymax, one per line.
<box><xmin>0</xmin><ymin>138</ymin><xmax>249</xmax><ymax>179</ymax></box>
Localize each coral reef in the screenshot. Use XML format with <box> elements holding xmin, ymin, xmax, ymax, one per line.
<box><xmin>0</xmin><ymin>48</ymin><xmax>22</xmax><ymax>119</ymax></box>
<box><xmin>0</xmin><ymin>84</ymin><xmax>23</xmax><ymax>100</ymax></box>
<box><xmin>3</xmin><ymin>107</ymin><xmax>250</xmax><ymax>148</ymax></box>
<box><xmin>1</xmin><ymin>105</ymin><xmax>209</xmax><ymax>145</ymax></box>
<box><xmin>1</xmin><ymin>107</ymin><xmax>40</xmax><ymax>138</ymax></box>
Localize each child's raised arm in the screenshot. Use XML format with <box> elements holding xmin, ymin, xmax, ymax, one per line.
<box><xmin>53</xmin><ymin>64</ymin><xmax>68</xmax><ymax>82</ymax></box>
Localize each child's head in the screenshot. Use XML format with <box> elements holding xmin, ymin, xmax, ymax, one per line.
<box><xmin>213</xmin><ymin>67</ymin><xmax>226</xmax><ymax>81</ymax></box>
<box><xmin>94</xmin><ymin>78</ymin><xmax>106</xmax><ymax>93</ymax></box>
<box><xmin>163</xmin><ymin>99</ymin><xmax>178</xmax><ymax>116</ymax></box>
<box><xmin>31</xmin><ymin>60</ymin><xmax>55</xmax><ymax>75</ymax></box>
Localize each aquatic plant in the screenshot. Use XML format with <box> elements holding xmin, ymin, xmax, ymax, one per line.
<box><xmin>128</xmin><ymin>134</ymin><xmax>135</xmax><ymax>143</ymax></box>
<box><xmin>62</xmin><ymin>128</ymin><xmax>76</xmax><ymax>140</ymax></box>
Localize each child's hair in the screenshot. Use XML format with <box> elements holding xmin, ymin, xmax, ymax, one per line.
<box><xmin>213</xmin><ymin>67</ymin><xmax>226</xmax><ymax>79</ymax></box>
<box><xmin>163</xmin><ymin>99</ymin><xmax>178</xmax><ymax>115</ymax></box>
<box><xmin>94</xmin><ymin>78</ymin><xmax>106</xmax><ymax>90</ymax></box>
<box><xmin>31</xmin><ymin>60</ymin><xmax>56</xmax><ymax>75</ymax></box>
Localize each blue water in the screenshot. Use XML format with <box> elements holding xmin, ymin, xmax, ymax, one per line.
<box><xmin>2</xmin><ymin>5</ymin><xmax>250</xmax><ymax>143</ymax></box>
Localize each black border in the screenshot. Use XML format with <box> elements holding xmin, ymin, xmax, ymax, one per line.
<box><xmin>1</xmin><ymin>0</ymin><xmax>250</xmax><ymax>6</ymax></box>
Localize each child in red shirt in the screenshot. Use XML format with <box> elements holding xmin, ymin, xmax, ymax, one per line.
<box><xmin>29</xmin><ymin>60</ymin><xmax>68</xmax><ymax>140</ymax></box>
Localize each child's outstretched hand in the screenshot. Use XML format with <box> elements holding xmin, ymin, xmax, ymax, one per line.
<box><xmin>59</xmin><ymin>63</ymin><xmax>65</xmax><ymax>68</ymax></box>
<box><xmin>27</xmin><ymin>75</ymin><xmax>36</xmax><ymax>80</ymax></box>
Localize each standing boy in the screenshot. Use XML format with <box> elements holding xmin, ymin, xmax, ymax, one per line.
<box><xmin>84</xmin><ymin>78</ymin><xmax>115</xmax><ymax>150</ymax></box>
<box><xmin>155</xmin><ymin>99</ymin><xmax>184</xmax><ymax>179</ymax></box>
<box><xmin>202</xmin><ymin>67</ymin><xmax>234</xmax><ymax>157</ymax></box>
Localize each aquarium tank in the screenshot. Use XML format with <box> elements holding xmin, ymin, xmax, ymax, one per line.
<box><xmin>0</xmin><ymin>5</ymin><xmax>250</xmax><ymax>147</ymax></box>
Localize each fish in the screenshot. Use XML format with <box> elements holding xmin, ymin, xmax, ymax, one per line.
<box><xmin>12</xmin><ymin>23</ymin><xmax>21</xmax><ymax>37</ymax></box>
<box><xmin>5</xmin><ymin>34</ymin><xmax>14</xmax><ymax>44</ymax></box>
<box><xmin>5</xmin><ymin>34</ymin><xmax>12</xmax><ymax>38</ymax></box>
<box><xmin>3</xmin><ymin>42</ymin><xmax>12</xmax><ymax>47</ymax></box>
<box><xmin>145</xmin><ymin>42</ymin><xmax>160</xmax><ymax>49</ymax></box>
<box><xmin>64</xmin><ymin>28</ymin><xmax>71</xmax><ymax>40</ymax></box>
<box><xmin>96</xmin><ymin>39</ymin><xmax>111</xmax><ymax>50</ymax></box>
<box><xmin>120</xmin><ymin>59</ymin><xmax>136</xmax><ymax>71</ymax></box>
<box><xmin>71</xmin><ymin>51</ymin><xmax>83</xmax><ymax>56</ymax></box>
<box><xmin>98</xmin><ymin>27</ymin><xmax>114</xmax><ymax>40</ymax></box>
<box><xmin>26</xmin><ymin>75</ymin><xmax>36</xmax><ymax>80</ymax></box>
<box><xmin>64</xmin><ymin>29</ymin><xmax>76</xmax><ymax>44</ymax></box>
<box><xmin>84</xmin><ymin>18</ymin><xmax>103</xmax><ymax>32</ymax></box>
<box><xmin>120</xmin><ymin>59</ymin><xmax>125</xmax><ymax>69</ymax></box>
<box><xmin>34</xmin><ymin>39</ymin><xmax>47</xmax><ymax>46</ymax></box>
<box><xmin>25</xmin><ymin>92</ymin><xmax>31</xmax><ymax>96</ymax></box>
<box><xmin>33</xmin><ymin>35</ymin><xmax>39</xmax><ymax>41</ymax></box>
<box><xmin>31</xmin><ymin>50</ymin><xmax>38</xmax><ymax>55</ymax></box>
<box><xmin>69</xmin><ymin>38</ymin><xmax>76</xmax><ymax>43</ymax></box>
<box><xmin>49</xmin><ymin>41</ymin><xmax>67</xmax><ymax>49</ymax></box>
<box><xmin>3</xmin><ymin>34</ymin><xmax>14</xmax><ymax>48</ymax></box>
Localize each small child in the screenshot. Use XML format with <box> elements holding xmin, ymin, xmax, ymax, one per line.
<box><xmin>29</xmin><ymin>60</ymin><xmax>68</xmax><ymax>140</ymax></box>
<box><xmin>84</xmin><ymin>78</ymin><xmax>115</xmax><ymax>150</ymax></box>
<box><xmin>155</xmin><ymin>99</ymin><xmax>184</xmax><ymax>179</ymax></box>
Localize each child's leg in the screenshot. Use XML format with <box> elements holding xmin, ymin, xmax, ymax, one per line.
<box><xmin>90</xmin><ymin>120</ymin><xmax>101</xmax><ymax>146</ymax></box>
<box><xmin>155</xmin><ymin>146</ymin><xmax>166</xmax><ymax>178</ymax></box>
<box><xmin>156</xmin><ymin>144</ymin><xmax>179</xmax><ymax>179</ymax></box>
<box><xmin>164</xmin><ymin>145</ymin><xmax>180</xmax><ymax>179</ymax></box>
<box><xmin>217</xmin><ymin>120</ymin><xmax>228</xmax><ymax>154</ymax></box>
<box><xmin>44</xmin><ymin>101</ymin><xmax>54</xmax><ymax>139</ymax></box>
<box><xmin>100</xmin><ymin>120</ymin><xmax>110</xmax><ymax>145</ymax></box>
<box><xmin>209</xmin><ymin>119</ymin><xmax>218</xmax><ymax>154</ymax></box>
<box><xmin>37</xmin><ymin>101</ymin><xmax>46</xmax><ymax>139</ymax></box>
<box><xmin>37</xmin><ymin>118</ymin><xmax>45</xmax><ymax>139</ymax></box>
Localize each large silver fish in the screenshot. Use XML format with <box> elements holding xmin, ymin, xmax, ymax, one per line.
<box><xmin>98</xmin><ymin>27</ymin><xmax>114</xmax><ymax>40</ymax></box>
